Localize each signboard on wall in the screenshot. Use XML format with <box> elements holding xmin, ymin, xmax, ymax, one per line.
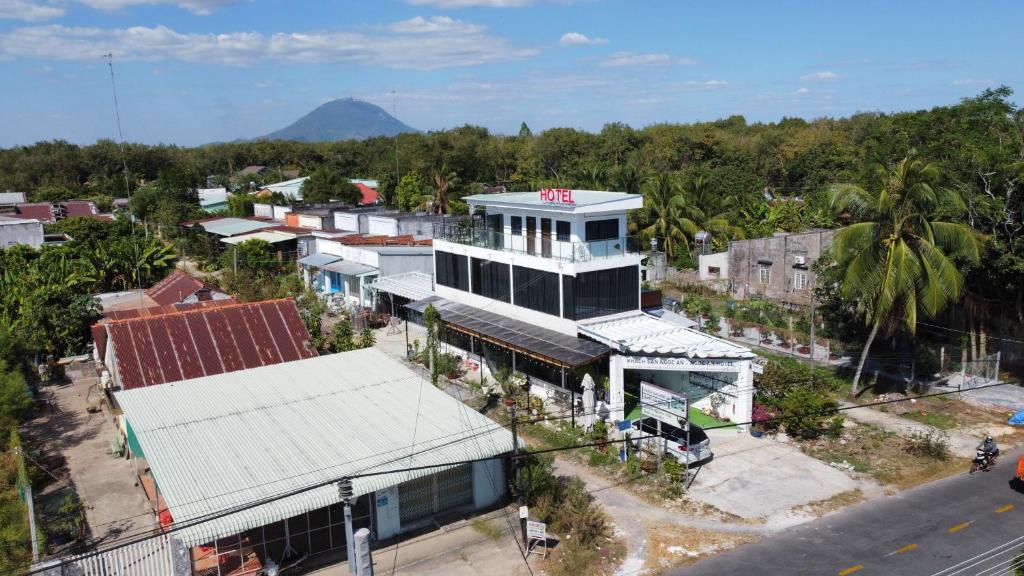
<box><xmin>623</xmin><ymin>355</ymin><xmax>745</xmax><ymax>373</ymax></box>
<box><xmin>640</xmin><ymin>381</ymin><xmax>688</xmax><ymax>428</ymax></box>
<box><xmin>539</xmin><ymin>188</ymin><xmax>575</xmax><ymax>205</ymax></box>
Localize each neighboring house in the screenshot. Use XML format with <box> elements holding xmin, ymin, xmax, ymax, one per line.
<box><xmin>60</xmin><ymin>200</ymin><xmax>98</xmax><ymax>218</ymax></box>
<box><xmin>355</xmin><ymin>183</ymin><xmax>378</xmax><ymax>205</ymax></box>
<box><xmin>253</xmin><ymin>202</ymin><xmax>293</xmax><ymax>220</ymax></box>
<box><xmin>185</xmin><ymin>216</ymin><xmax>277</xmax><ymax>237</ymax></box>
<box><xmin>115</xmin><ymin>347</ymin><xmax>510</xmax><ymax>573</ymax></box>
<box><xmin>0</xmin><ymin>215</ymin><xmax>44</xmax><ymax>248</ymax></box>
<box><xmin>367</xmin><ymin>212</ymin><xmax>460</xmax><ymax>239</ymax></box>
<box><xmin>196</xmin><ymin>188</ymin><xmax>229</xmax><ymax>212</ymax></box>
<box><xmin>95</xmin><ymin>298</ymin><xmax>317</xmax><ymax>391</ymax></box>
<box><xmin>15</xmin><ymin>202</ymin><xmax>56</xmax><ymax>223</ymax></box>
<box><xmin>726</xmin><ymin>229</ymin><xmax>834</xmax><ymax>306</ymax></box>
<box><xmin>145</xmin><ymin>270</ymin><xmax>232</xmax><ymax>306</ymax></box>
<box><xmin>237</xmin><ymin>165</ymin><xmax>267</xmax><ymax>177</ymax></box>
<box><xmin>258</xmin><ymin>177</ymin><xmax>307</xmax><ymax>201</ymax></box>
<box><xmin>0</xmin><ymin>191</ymin><xmax>27</xmax><ymax>214</ymax></box>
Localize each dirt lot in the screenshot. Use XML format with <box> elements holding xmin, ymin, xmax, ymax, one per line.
<box><xmin>644</xmin><ymin>524</ymin><xmax>761</xmax><ymax>574</ymax></box>
<box><xmin>801</xmin><ymin>422</ymin><xmax>964</xmax><ymax>489</ymax></box>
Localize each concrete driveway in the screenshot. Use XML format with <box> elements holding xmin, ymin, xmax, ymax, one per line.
<box><xmin>688</xmin><ymin>428</ymin><xmax>874</xmax><ymax>527</ymax></box>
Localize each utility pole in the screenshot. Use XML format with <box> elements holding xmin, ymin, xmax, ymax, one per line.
<box><xmin>809</xmin><ymin>293</ymin><xmax>817</xmax><ymax>369</ymax></box>
<box><xmin>392</xmin><ymin>90</ymin><xmax>400</xmax><ymax>195</ymax></box>
<box><xmin>233</xmin><ymin>245</ymin><xmax>238</xmax><ymax>275</ymax></box>
<box><xmin>508</xmin><ymin>400</ymin><xmax>519</xmax><ymax>502</ymax></box>
<box><xmin>338</xmin><ymin>478</ymin><xmax>356</xmax><ymax>575</ymax></box>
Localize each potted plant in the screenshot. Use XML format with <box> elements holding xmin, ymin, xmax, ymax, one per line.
<box><xmin>730</xmin><ymin>320</ymin><xmax>745</xmax><ymax>338</ymax></box>
<box><xmin>751</xmin><ymin>404</ymin><xmax>772</xmax><ymax>438</ymax></box>
<box><xmin>797</xmin><ymin>333</ymin><xmax>811</xmax><ymax>355</ymax></box>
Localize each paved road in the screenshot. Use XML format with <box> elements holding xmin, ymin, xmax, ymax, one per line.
<box><xmin>678</xmin><ymin>448</ymin><xmax>1024</xmax><ymax>576</ymax></box>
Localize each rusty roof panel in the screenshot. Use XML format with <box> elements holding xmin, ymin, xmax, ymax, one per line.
<box><xmin>145</xmin><ymin>271</ymin><xmax>224</xmax><ymax>306</ymax></box>
<box><xmin>109</xmin><ymin>299</ymin><xmax>316</xmax><ymax>390</ymax></box>
<box><xmin>103</xmin><ymin>299</ymin><xmax>238</xmax><ymax>321</ymax></box>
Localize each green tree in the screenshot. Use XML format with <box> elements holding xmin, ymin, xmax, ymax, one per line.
<box><xmin>423</xmin><ymin>304</ymin><xmax>441</xmax><ymax>386</ymax></box>
<box><xmin>830</xmin><ymin>153</ymin><xmax>984</xmax><ymax>397</ymax></box>
<box><xmin>301</xmin><ymin>167</ymin><xmax>360</xmax><ymax>205</ymax></box>
<box><xmin>429</xmin><ymin>164</ymin><xmax>459</xmax><ymax>214</ymax></box>
<box><xmin>518</xmin><ymin>122</ymin><xmax>533</xmax><ymax>139</ymax></box>
<box><xmin>358</xmin><ymin>326</ymin><xmax>376</xmax><ymax>349</ymax></box>
<box><xmin>222</xmin><ymin>238</ymin><xmax>278</xmax><ymax>274</ymax></box>
<box><xmin>227</xmin><ymin>193</ymin><xmax>254</xmax><ymax>217</ymax></box>
<box><xmin>0</xmin><ymin>362</ymin><xmax>32</xmax><ymax>432</ymax></box>
<box><xmin>640</xmin><ymin>173</ymin><xmax>700</xmax><ymax>258</ymax></box>
<box><xmin>330</xmin><ymin>318</ymin><xmax>356</xmax><ymax>352</ymax></box>
<box><xmin>396</xmin><ymin>172</ymin><xmax>427</xmax><ymax>212</ymax></box>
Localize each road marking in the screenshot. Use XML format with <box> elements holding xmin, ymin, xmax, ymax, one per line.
<box><xmin>949</xmin><ymin>522</ymin><xmax>970</xmax><ymax>533</ymax></box>
<box><xmin>838</xmin><ymin>566</ymin><xmax>863</xmax><ymax>575</ymax></box>
<box><xmin>894</xmin><ymin>543</ymin><xmax>918</xmax><ymax>554</ymax></box>
<box><xmin>997</xmin><ymin>504</ymin><xmax>1015</xmax><ymax>513</ymax></box>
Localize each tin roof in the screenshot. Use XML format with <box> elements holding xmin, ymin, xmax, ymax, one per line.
<box><xmin>106</xmin><ymin>298</ymin><xmax>317</xmax><ymax>390</ymax></box>
<box><xmin>145</xmin><ymin>271</ymin><xmax>223</xmax><ymax>306</ymax></box>
<box><xmin>368</xmin><ymin>272</ymin><xmax>434</xmax><ymax>302</ymax></box>
<box><xmin>356</xmin><ymin>183</ymin><xmax>378</xmax><ymax>205</ymax></box>
<box><xmin>0</xmin><ymin>192</ymin><xmax>27</xmax><ymax>205</ymax></box>
<box><xmin>115</xmin><ymin>347</ymin><xmax>512</xmax><ymax>546</ymax></box>
<box><xmin>62</xmin><ymin>201</ymin><xmax>97</xmax><ymax>218</ymax></box>
<box><xmin>219</xmin><ymin>230</ymin><xmax>297</xmax><ymax>245</ymax></box>
<box><xmin>16</xmin><ymin>203</ymin><xmax>55</xmax><ymax>223</ymax></box>
<box><xmin>577</xmin><ymin>311</ymin><xmax>755</xmax><ymax>358</ymax></box>
<box><xmin>197</xmin><ymin>217</ymin><xmax>277</xmax><ymax>237</ymax></box>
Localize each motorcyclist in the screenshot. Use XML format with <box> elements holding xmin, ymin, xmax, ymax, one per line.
<box><xmin>978</xmin><ymin>435</ymin><xmax>999</xmax><ymax>465</ymax></box>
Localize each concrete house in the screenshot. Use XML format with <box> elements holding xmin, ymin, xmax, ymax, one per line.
<box><xmin>0</xmin><ymin>215</ymin><xmax>44</xmax><ymax>248</ymax></box>
<box><xmin>725</xmin><ymin>229</ymin><xmax>834</xmax><ymax>306</ymax></box>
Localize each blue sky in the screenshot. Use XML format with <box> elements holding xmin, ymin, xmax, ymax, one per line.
<box><xmin>0</xmin><ymin>0</ymin><xmax>1021</xmax><ymax>147</ymax></box>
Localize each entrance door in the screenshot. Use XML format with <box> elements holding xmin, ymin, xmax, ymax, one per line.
<box><xmin>540</xmin><ymin>218</ymin><xmax>552</xmax><ymax>257</ymax></box>
<box><xmin>526</xmin><ymin>217</ymin><xmax>537</xmax><ymax>255</ymax></box>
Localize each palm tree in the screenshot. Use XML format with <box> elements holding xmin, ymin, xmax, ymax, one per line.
<box><xmin>611</xmin><ymin>166</ymin><xmax>645</xmax><ymax>195</ymax></box>
<box><xmin>640</xmin><ymin>173</ymin><xmax>701</xmax><ymax>259</ymax></box>
<box><xmin>681</xmin><ymin>175</ymin><xmax>745</xmax><ymax>248</ymax></box>
<box><xmin>830</xmin><ymin>153</ymin><xmax>984</xmax><ymax>398</ymax></box>
<box><xmin>577</xmin><ymin>165</ymin><xmax>606</xmax><ymax>189</ymax></box>
<box><xmin>430</xmin><ymin>164</ymin><xmax>459</xmax><ymax>214</ymax></box>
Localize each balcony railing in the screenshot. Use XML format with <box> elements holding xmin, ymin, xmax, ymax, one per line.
<box><xmin>433</xmin><ymin>223</ymin><xmax>641</xmax><ymax>263</ymax></box>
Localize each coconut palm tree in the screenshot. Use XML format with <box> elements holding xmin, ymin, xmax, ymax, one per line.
<box><xmin>612</xmin><ymin>166</ymin><xmax>645</xmax><ymax>195</ymax></box>
<box><xmin>830</xmin><ymin>153</ymin><xmax>984</xmax><ymax>398</ymax></box>
<box><xmin>640</xmin><ymin>173</ymin><xmax>702</xmax><ymax>259</ymax></box>
<box><xmin>577</xmin><ymin>165</ymin><xmax>606</xmax><ymax>189</ymax></box>
<box><xmin>430</xmin><ymin>164</ymin><xmax>459</xmax><ymax>214</ymax></box>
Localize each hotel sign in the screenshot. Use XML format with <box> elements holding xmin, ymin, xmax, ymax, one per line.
<box><xmin>540</xmin><ymin>188</ymin><xmax>575</xmax><ymax>205</ymax></box>
<box><xmin>623</xmin><ymin>355</ymin><xmax>744</xmax><ymax>373</ymax></box>
<box><xmin>640</xmin><ymin>381</ymin><xmax>688</xmax><ymax>429</ymax></box>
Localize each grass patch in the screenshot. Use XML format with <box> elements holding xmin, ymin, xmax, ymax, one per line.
<box><xmin>903</xmin><ymin>410</ymin><xmax>958</xmax><ymax>430</ymax></box>
<box><xmin>793</xmin><ymin>489</ymin><xmax>864</xmax><ymax>517</ymax></box>
<box><xmin>801</xmin><ymin>423</ymin><xmax>962</xmax><ymax>488</ymax></box>
<box><xmin>470</xmin><ymin>517</ymin><xmax>503</xmax><ymax>541</ymax></box>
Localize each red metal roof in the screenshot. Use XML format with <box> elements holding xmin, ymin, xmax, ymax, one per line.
<box><xmin>16</xmin><ymin>203</ymin><xmax>55</xmax><ymax>223</ymax></box>
<box><xmin>62</xmin><ymin>201</ymin><xmax>97</xmax><ymax>218</ymax></box>
<box><xmin>356</xmin><ymin>183</ymin><xmax>378</xmax><ymax>205</ymax></box>
<box><xmin>145</xmin><ymin>271</ymin><xmax>224</xmax><ymax>306</ymax></box>
<box><xmin>106</xmin><ymin>298</ymin><xmax>317</xmax><ymax>390</ymax></box>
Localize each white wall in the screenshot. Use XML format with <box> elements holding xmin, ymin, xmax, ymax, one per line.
<box><xmin>698</xmin><ymin>251</ymin><xmax>729</xmax><ymax>282</ymax></box>
<box><xmin>374</xmin><ymin>487</ymin><xmax>401</xmax><ymax>540</ymax></box>
<box><xmin>253</xmin><ymin>203</ymin><xmax>273</xmax><ymax>219</ymax></box>
<box><xmin>272</xmin><ymin>205</ymin><xmax>292</xmax><ymax>220</ymax></box>
<box><xmin>367</xmin><ymin>216</ymin><xmax>399</xmax><ymax>237</ymax></box>
<box><xmin>297</xmin><ymin>214</ymin><xmax>323</xmax><ymax>230</ymax></box>
<box><xmin>472</xmin><ymin>459</ymin><xmax>506</xmax><ymax>510</ymax></box>
<box><xmin>334</xmin><ymin>212</ymin><xmax>360</xmax><ymax>232</ymax></box>
<box><xmin>315</xmin><ymin>240</ymin><xmax>381</xmax><ymax>268</ymax></box>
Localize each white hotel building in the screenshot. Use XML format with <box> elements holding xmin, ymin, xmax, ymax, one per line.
<box><xmin>386</xmin><ymin>189</ymin><xmax>757</xmax><ymax>429</ymax></box>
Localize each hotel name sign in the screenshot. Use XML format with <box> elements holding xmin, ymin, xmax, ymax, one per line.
<box><xmin>622</xmin><ymin>355</ymin><xmax>745</xmax><ymax>373</ymax></box>
<box><xmin>539</xmin><ymin>188</ymin><xmax>575</xmax><ymax>205</ymax></box>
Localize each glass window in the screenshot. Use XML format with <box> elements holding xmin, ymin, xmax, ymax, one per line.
<box><xmin>556</xmin><ymin>220</ymin><xmax>571</xmax><ymax>242</ymax></box>
<box><xmin>794</xmin><ymin>271</ymin><xmax>808</xmax><ymax>290</ymax></box>
<box><xmin>569</xmin><ymin>265</ymin><xmax>639</xmax><ymax>320</ymax></box>
<box><xmin>759</xmin><ymin>266</ymin><xmax>771</xmax><ymax>285</ymax></box>
<box><xmin>512</xmin><ymin>265</ymin><xmax>561</xmax><ymax>316</ymax></box>
<box><xmin>511</xmin><ymin>216</ymin><xmax>522</xmax><ymax>235</ymax></box>
<box><xmin>435</xmin><ymin>251</ymin><xmax>469</xmax><ymax>291</ymax></box>
<box><xmin>471</xmin><ymin>258</ymin><xmax>511</xmax><ymax>302</ymax></box>
<box><xmin>585</xmin><ymin>219</ymin><xmax>619</xmax><ymax>241</ymax></box>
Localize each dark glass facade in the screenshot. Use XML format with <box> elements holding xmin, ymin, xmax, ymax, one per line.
<box><xmin>585</xmin><ymin>218</ymin><xmax>619</xmax><ymax>241</ymax></box>
<box><xmin>512</xmin><ymin>265</ymin><xmax>561</xmax><ymax>316</ymax></box>
<box><xmin>471</xmin><ymin>258</ymin><xmax>511</xmax><ymax>303</ymax></box>
<box><xmin>435</xmin><ymin>251</ymin><xmax>469</xmax><ymax>291</ymax></box>
<box><xmin>562</xmin><ymin>264</ymin><xmax>639</xmax><ymax>320</ymax></box>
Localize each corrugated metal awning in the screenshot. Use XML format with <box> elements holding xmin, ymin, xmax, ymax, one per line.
<box><xmin>368</xmin><ymin>272</ymin><xmax>434</xmax><ymax>301</ymax></box>
<box><xmin>406</xmin><ymin>297</ymin><xmax>608</xmax><ymax>368</ymax></box>
<box><xmin>298</xmin><ymin>253</ymin><xmax>343</xmax><ymax>267</ymax></box>
<box><xmin>322</xmin><ymin>260</ymin><xmax>377</xmax><ymax>276</ymax></box>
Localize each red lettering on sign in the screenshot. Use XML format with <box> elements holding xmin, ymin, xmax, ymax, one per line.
<box><xmin>540</xmin><ymin>188</ymin><xmax>575</xmax><ymax>205</ymax></box>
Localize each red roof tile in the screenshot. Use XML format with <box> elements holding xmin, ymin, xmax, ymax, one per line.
<box><xmin>145</xmin><ymin>271</ymin><xmax>225</xmax><ymax>306</ymax></box>
<box><xmin>356</xmin><ymin>183</ymin><xmax>378</xmax><ymax>205</ymax></box>
<box><xmin>16</xmin><ymin>203</ymin><xmax>55</xmax><ymax>223</ymax></box>
<box><xmin>106</xmin><ymin>298</ymin><xmax>317</xmax><ymax>390</ymax></box>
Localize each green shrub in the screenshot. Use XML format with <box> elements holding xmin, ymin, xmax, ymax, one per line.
<box><xmin>826</xmin><ymin>416</ymin><xmax>845</xmax><ymax>439</ymax></box>
<box><xmin>778</xmin><ymin>387</ymin><xmax>838</xmax><ymax>440</ymax></box>
<box><xmin>906</xmin><ymin>431</ymin><xmax>951</xmax><ymax>461</ymax></box>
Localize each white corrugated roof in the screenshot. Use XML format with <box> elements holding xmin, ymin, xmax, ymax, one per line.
<box><xmin>578</xmin><ymin>311</ymin><xmax>755</xmax><ymax>358</ymax></box>
<box><xmin>198</xmin><ymin>217</ymin><xmax>276</xmax><ymax>237</ymax></box>
<box><xmin>368</xmin><ymin>272</ymin><xmax>434</xmax><ymax>301</ymax></box>
<box><xmin>115</xmin><ymin>348</ymin><xmax>511</xmax><ymax>547</ymax></box>
<box><xmin>219</xmin><ymin>230</ymin><xmax>296</xmax><ymax>245</ymax></box>
<box><xmin>40</xmin><ymin>533</ymin><xmax>185</xmax><ymax>575</ymax></box>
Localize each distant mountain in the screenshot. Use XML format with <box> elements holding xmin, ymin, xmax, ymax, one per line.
<box><xmin>257</xmin><ymin>98</ymin><xmax>418</xmax><ymax>142</ymax></box>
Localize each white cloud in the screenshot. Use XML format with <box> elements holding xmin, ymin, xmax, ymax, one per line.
<box><xmin>0</xmin><ymin>0</ymin><xmax>64</xmax><ymax>21</ymax></box>
<box><xmin>558</xmin><ymin>32</ymin><xmax>606</xmax><ymax>46</ymax></box>
<box><xmin>0</xmin><ymin>19</ymin><xmax>540</xmax><ymax>70</ymax></box>
<box><xmin>795</xmin><ymin>87</ymin><xmax>810</xmax><ymax>94</ymax></box>
<box><xmin>600</xmin><ymin>51</ymin><xmax>696</xmax><ymax>67</ymax></box>
<box><xmin>952</xmin><ymin>78</ymin><xmax>994</xmax><ymax>86</ymax></box>
<box><xmin>800</xmin><ymin>70</ymin><xmax>840</xmax><ymax>81</ymax></box>
<box><xmin>406</xmin><ymin>0</ymin><xmax>535</xmax><ymax>6</ymax></box>
<box><xmin>74</xmin><ymin>0</ymin><xmax>234</xmax><ymax>14</ymax></box>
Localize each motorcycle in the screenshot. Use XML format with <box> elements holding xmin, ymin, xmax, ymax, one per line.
<box><xmin>969</xmin><ymin>449</ymin><xmax>997</xmax><ymax>474</ymax></box>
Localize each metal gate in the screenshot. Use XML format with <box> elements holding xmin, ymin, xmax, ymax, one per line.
<box><xmin>398</xmin><ymin>465</ymin><xmax>473</xmax><ymax>526</ymax></box>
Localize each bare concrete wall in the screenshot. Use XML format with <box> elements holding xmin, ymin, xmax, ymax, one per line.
<box><xmin>727</xmin><ymin>229</ymin><xmax>834</xmax><ymax>305</ymax></box>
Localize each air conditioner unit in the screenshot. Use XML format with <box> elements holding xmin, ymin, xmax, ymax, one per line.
<box><xmin>793</xmin><ymin>255</ymin><xmax>806</xmax><ymax>266</ymax></box>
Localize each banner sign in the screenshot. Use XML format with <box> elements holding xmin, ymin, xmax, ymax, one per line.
<box><xmin>640</xmin><ymin>381</ymin><xmax>688</xmax><ymax>428</ymax></box>
<box><xmin>526</xmin><ymin>520</ymin><xmax>547</xmax><ymax>541</ymax></box>
<box><xmin>623</xmin><ymin>355</ymin><xmax>743</xmax><ymax>373</ymax></box>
